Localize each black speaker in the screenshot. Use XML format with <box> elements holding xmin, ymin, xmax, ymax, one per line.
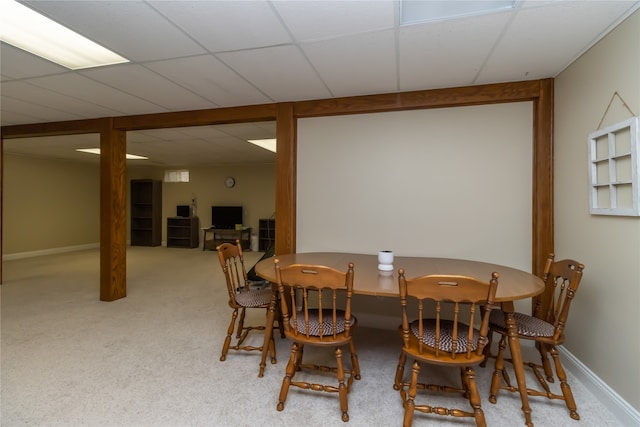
<box><xmin>176</xmin><ymin>205</ymin><xmax>190</xmax><ymax>217</ymax></box>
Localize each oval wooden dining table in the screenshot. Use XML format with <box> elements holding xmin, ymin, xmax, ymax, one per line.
<box><xmin>255</xmin><ymin>252</ymin><xmax>545</xmax><ymax>426</ymax></box>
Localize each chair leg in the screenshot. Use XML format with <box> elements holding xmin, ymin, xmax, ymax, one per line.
<box><xmin>295</xmin><ymin>344</ymin><xmax>304</xmax><ymax>371</ymax></box>
<box><xmin>275</xmin><ymin>302</ymin><xmax>286</xmax><ymax>339</ymax></box>
<box><xmin>460</xmin><ymin>367</ymin><xmax>470</xmax><ymax>398</ymax></box>
<box><xmin>335</xmin><ymin>347</ymin><xmax>350</xmax><ymax>422</ymax></box>
<box><xmin>464</xmin><ymin>367</ymin><xmax>486</xmax><ymax>427</ymax></box>
<box><xmin>349</xmin><ymin>340</ymin><xmax>361</xmax><ymax>380</ymax></box>
<box><xmin>220</xmin><ymin>308</ymin><xmax>239</xmax><ymax>361</ymax></box>
<box><xmin>480</xmin><ymin>328</ymin><xmax>495</xmax><ymax>367</ymax></box>
<box><xmin>263</xmin><ymin>309</ymin><xmax>277</xmax><ymax>364</ymax></box>
<box><xmin>550</xmin><ymin>346</ymin><xmax>580</xmax><ymax>420</ymax></box>
<box><xmin>537</xmin><ymin>342</ymin><xmax>554</xmax><ymax>382</ymax></box>
<box><xmin>237</xmin><ymin>307</ymin><xmax>246</xmax><ymax>338</ymax></box>
<box><xmin>277</xmin><ymin>342</ymin><xmax>300</xmax><ymax>412</ymax></box>
<box><xmin>403</xmin><ymin>360</ymin><xmax>420</xmax><ymax>427</ymax></box>
<box><xmin>394</xmin><ymin>352</ymin><xmax>407</xmax><ymax>391</ymax></box>
<box><xmin>488</xmin><ymin>334</ymin><xmax>508</xmax><ymax>403</ymax></box>
<box><xmin>268</xmin><ymin>329</ymin><xmax>277</xmax><ymax>364</ymax></box>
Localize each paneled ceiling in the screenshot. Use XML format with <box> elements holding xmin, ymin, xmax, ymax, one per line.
<box><xmin>2</xmin><ymin>0</ymin><xmax>639</xmax><ymax>166</ymax></box>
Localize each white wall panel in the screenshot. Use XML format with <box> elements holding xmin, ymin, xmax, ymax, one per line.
<box><xmin>297</xmin><ymin>102</ymin><xmax>533</xmax><ymax>271</ymax></box>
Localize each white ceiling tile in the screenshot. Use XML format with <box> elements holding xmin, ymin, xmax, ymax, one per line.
<box><xmin>0</xmin><ymin>110</ymin><xmax>38</xmax><ymax>126</ymax></box>
<box><xmin>23</xmin><ymin>0</ymin><xmax>206</xmax><ymax>61</ymax></box>
<box><xmin>273</xmin><ymin>0</ymin><xmax>395</xmax><ymax>41</ymax></box>
<box><xmin>132</xmin><ymin>128</ymin><xmax>206</xmax><ymax>142</ymax></box>
<box><xmin>80</xmin><ymin>64</ymin><xmax>218</xmax><ymax>111</ymax></box>
<box><xmin>216</xmin><ymin>122</ymin><xmax>277</xmax><ymax>140</ymax></box>
<box><xmin>145</xmin><ymin>55</ymin><xmax>273</xmax><ymax>107</ymax></box>
<box><xmin>127</xmin><ymin>130</ymin><xmax>172</xmax><ymax>144</ymax></box>
<box><xmin>0</xmin><ymin>43</ymin><xmax>67</xmax><ymax>79</ymax></box>
<box><xmin>398</xmin><ymin>12</ymin><xmax>511</xmax><ymax>91</ymax></box>
<box><xmin>126</xmin><ymin>122</ymin><xmax>276</xmax><ymax>166</ymax></box>
<box><xmin>165</xmin><ymin>126</ymin><xmax>231</xmax><ymax>139</ymax></box>
<box><xmin>478</xmin><ymin>1</ymin><xmax>638</xmax><ymax>83</ymax></box>
<box><xmin>26</xmin><ymin>74</ymin><xmax>168</xmax><ymax>116</ymax></box>
<box><xmin>255</xmin><ymin>121</ymin><xmax>277</xmax><ymax>133</ymax></box>
<box><xmin>150</xmin><ymin>1</ymin><xmax>292</xmax><ymax>52</ymax></box>
<box><xmin>0</xmin><ymin>95</ymin><xmax>84</xmax><ymax>124</ymax></box>
<box><xmin>302</xmin><ymin>29</ymin><xmax>398</xmax><ymax>97</ymax></box>
<box><xmin>516</xmin><ymin>1</ymin><xmax>561</xmax><ymax>9</ymax></box>
<box><xmin>1</xmin><ymin>81</ymin><xmax>122</xmax><ymax>118</ymax></box>
<box><xmin>4</xmin><ymin>134</ymin><xmax>100</xmax><ymax>163</ymax></box>
<box><xmin>207</xmin><ymin>137</ymin><xmax>261</xmax><ymax>155</ymax></box>
<box><xmin>217</xmin><ymin>45</ymin><xmax>332</xmax><ymax>101</ymax></box>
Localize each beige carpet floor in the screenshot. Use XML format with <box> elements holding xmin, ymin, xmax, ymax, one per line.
<box><xmin>0</xmin><ymin>246</ymin><xmax>625</xmax><ymax>426</ymax></box>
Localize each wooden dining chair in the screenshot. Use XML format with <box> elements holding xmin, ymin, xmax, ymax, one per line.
<box><xmin>484</xmin><ymin>253</ymin><xmax>584</xmax><ymax>420</ymax></box>
<box><xmin>274</xmin><ymin>260</ymin><xmax>361</xmax><ymax>422</ymax></box>
<box><xmin>216</xmin><ymin>240</ymin><xmax>283</xmax><ymax>364</ymax></box>
<box><xmin>393</xmin><ymin>269</ymin><xmax>500</xmax><ymax>427</ymax></box>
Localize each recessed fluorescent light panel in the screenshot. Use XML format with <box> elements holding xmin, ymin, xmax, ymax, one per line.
<box><xmin>0</xmin><ymin>0</ymin><xmax>129</xmax><ymax>69</ymax></box>
<box><xmin>248</xmin><ymin>139</ymin><xmax>277</xmax><ymax>153</ymax></box>
<box><xmin>76</xmin><ymin>148</ymin><xmax>147</xmax><ymax>160</ymax></box>
<box><xmin>401</xmin><ymin>0</ymin><xmax>517</xmax><ymax>25</ymax></box>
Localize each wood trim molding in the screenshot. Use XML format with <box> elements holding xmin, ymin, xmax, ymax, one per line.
<box><xmin>0</xmin><ymin>78</ymin><xmax>553</xmax><ymax>297</ymax></box>
<box><xmin>1</xmin><ymin>118</ymin><xmax>108</xmax><ymax>138</ymax></box>
<box><xmin>294</xmin><ymin>80</ymin><xmax>541</xmax><ymax>118</ymax></box>
<box><xmin>113</xmin><ymin>104</ymin><xmax>277</xmax><ymax>131</ymax></box>
<box><xmin>532</xmin><ymin>78</ymin><xmax>554</xmax><ymax>276</ymax></box>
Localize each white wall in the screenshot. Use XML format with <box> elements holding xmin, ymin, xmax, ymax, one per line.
<box><xmin>297</xmin><ymin>103</ymin><xmax>533</xmax><ymax>270</ymax></box>
<box><xmin>2</xmin><ymin>153</ymin><xmax>100</xmax><ymax>255</ymax></box>
<box><xmin>555</xmin><ymin>9</ymin><xmax>640</xmax><ymax>411</ymax></box>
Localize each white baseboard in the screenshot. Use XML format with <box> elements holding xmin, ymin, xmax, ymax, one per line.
<box><xmin>558</xmin><ymin>346</ymin><xmax>640</xmax><ymax>426</ymax></box>
<box><xmin>2</xmin><ymin>243</ymin><xmax>100</xmax><ymax>261</ymax></box>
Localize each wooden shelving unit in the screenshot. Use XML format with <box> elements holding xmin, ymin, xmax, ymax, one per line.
<box><xmin>130</xmin><ymin>179</ymin><xmax>162</xmax><ymax>246</ymax></box>
<box><xmin>167</xmin><ymin>217</ymin><xmax>200</xmax><ymax>248</ymax></box>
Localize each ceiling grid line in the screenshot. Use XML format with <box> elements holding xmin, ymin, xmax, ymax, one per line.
<box><xmin>2</xmin><ymin>0</ymin><xmax>638</xmax><ymax>164</ymax></box>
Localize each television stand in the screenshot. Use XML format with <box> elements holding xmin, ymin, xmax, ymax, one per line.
<box><xmin>202</xmin><ymin>227</ymin><xmax>252</xmax><ymax>251</ymax></box>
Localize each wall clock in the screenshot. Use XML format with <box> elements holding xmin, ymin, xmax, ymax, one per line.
<box><xmin>225</xmin><ymin>176</ymin><xmax>236</xmax><ymax>188</ymax></box>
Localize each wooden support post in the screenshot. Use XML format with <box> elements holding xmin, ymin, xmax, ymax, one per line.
<box><xmin>100</xmin><ymin>121</ymin><xmax>127</xmax><ymax>301</ymax></box>
<box><xmin>275</xmin><ymin>103</ymin><xmax>296</xmax><ymax>255</ymax></box>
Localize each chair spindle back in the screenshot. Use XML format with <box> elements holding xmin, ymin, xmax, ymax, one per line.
<box><xmin>399</xmin><ymin>270</ymin><xmax>499</xmax><ymax>361</ymax></box>
<box><xmin>217</xmin><ymin>241</ymin><xmax>250</xmax><ymax>304</ymax></box>
<box><xmin>275</xmin><ymin>261</ymin><xmax>355</xmax><ymax>341</ymax></box>
<box><xmin>533</xmin><ymin>254</ymin><xmax>584</xmax><ymax>341</ymax></box>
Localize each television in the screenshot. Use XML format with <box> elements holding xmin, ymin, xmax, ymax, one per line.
<box><xmin>176</xmin><ymin>205</ymin><xmax>190</xmax><ymax>217</ymax></box>
<box><xmin>211</xmin><ymin>206</ymin><xmax>243</xmax><ymax>229</ymax></box>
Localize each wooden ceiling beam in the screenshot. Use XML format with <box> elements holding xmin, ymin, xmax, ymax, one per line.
<box><xmin>1</xmin><ymin>118</ymin><xmax>108</xmax><ymax>139</ymax></box>
<box><xmin>113</xmin><ymin>104</ymin><xmax>277</xmax><ymax>131</ymax></box>
<box><xmin>294</xmin><ymin>80</ymin><xmax>542</xmax><ymax>118</ymax></box>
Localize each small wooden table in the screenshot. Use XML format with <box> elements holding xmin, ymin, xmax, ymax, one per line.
<box><xmin>201</xmin><ymin>227</ymin><xmax>252</xmax><ymax>251</ymax></box>
<box><xmin>255</xmin><ymin>252</ymin><xmax>545</xmax><ymax>427</ymax></box>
